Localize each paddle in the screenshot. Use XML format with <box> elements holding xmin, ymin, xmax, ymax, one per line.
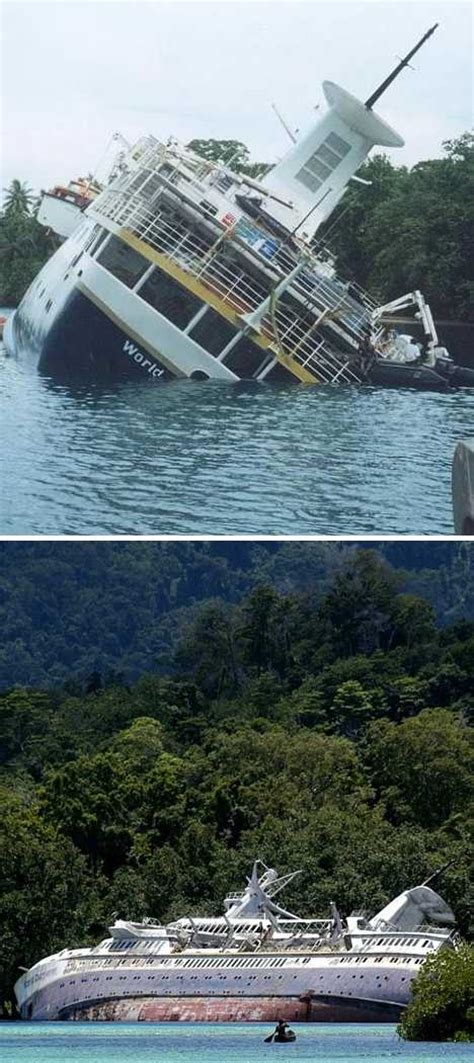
<box><xmin>264</xmin><ymin>1033</ymin><xmax>275</xmax><ymax>1043</ymax></box>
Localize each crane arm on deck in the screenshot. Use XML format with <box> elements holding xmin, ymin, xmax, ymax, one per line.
<box><xmin>371</xmin><ymin>290</ymin><xmax>438</xmax><ymax>345</ymax></box>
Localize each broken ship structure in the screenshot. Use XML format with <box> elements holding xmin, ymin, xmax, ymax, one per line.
<box><xmin>5</xmin><ymin>25</ymin><xmax>472</xmax><ymax>390</ymax></box>
<box><xmin>15</xmin><ymin>861</ymin><xmax>458</xmax><ymax>1023</ymax></box>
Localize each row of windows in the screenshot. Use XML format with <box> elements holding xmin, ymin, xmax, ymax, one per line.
<box><xmin>332</xmin><ymin>953</ymin><xmax>421</xmax><ymax>965</ymax></box>
<box><xmin>97</xmin><ymin>236</ymin><xmax>148</xmax><ymax>288</ymax></box>
<box><xmin>60</xmin><ymin>968</ymin><xmax>412</xmax><ymax>993</ymax></box>
<box><xmin>164</xmin><ymin>955</ymin><xmax>293</xmax><ymax>970</ymax></box>
<box><xmin>95</xmin><ymin>235</ymin><xmax>272</xmax><ymax>378</ymax></box>
<box><xmin>125</xmin><ymin>168</ymin><xmax>163</xmax><ymax>203</ymax></box>
<box><xmin>71</xmin><ymin>945</ymin><xmax>422</xmax><ymax>976</ymax></box>
<box><xmin>68</xmin><ymin>952</ymin><xmax>314</xmax><ymax>975</ymax></box>
<box><xmin>296</xmin><ymin>130</ymin><xmax>351</xmax><ymax>193</ymax></box>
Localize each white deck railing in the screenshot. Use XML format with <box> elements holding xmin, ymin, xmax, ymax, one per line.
<box><xmin>90</xmin><ymin>186</ymin><xmax>365</xmax><ymax>384</ymax></box>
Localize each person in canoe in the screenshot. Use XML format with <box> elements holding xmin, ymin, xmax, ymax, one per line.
<box><xmin>265</xmin><ymin>1019</ymin><xmax>296</xmax><ymax>1043</ymax></box>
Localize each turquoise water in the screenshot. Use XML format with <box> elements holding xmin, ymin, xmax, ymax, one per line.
<box><xmin>2</xmin><ymin>347</ymin><xmax>474</xmax><ymax>535</ymax></box>
<box><xmin>0</xmin><ymin>1024</ymin><xmax>471</xmax><ymax>1063</ymax></box>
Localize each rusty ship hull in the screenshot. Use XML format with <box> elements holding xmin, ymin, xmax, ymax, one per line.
<box><xmin>63</xmin><ymin>994</ymin><xmax>402</xmax><ymax>1023</ymax></box>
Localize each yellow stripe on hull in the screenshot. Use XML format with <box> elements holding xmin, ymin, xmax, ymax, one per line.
<box><xmin>119</xmin><ymin>228</ymin><xmax>320</xmax><ymax>385</ymax></box>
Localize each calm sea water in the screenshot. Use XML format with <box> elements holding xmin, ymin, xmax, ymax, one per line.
<box><xmin>1</xmin><ymin>1024</ymin><xmax>472</xmax><ymax>1063</ymax></box>
<box><xmin>1</xmin><ymin>350</ymin><xmax>474</xmax><ymax>535</ymax></box>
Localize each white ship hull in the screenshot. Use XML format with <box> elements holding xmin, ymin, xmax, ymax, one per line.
<box><xmin>4</xmin><ymin>221</ymin><xmax>240</xmax><ymax>385</ymax></box>
<box><xmin>14</xmin><ymin>863</ymin><xmax>456</xmax><ymax>1024</ymax></box>
<box><xmin>15</xmin><ymin>950</ymin><xmax>412</xmax><ymax>1022</ymax></box>
<box><xmin>36</xmin><ymin>193</ymin><xmax>86</xmax><ymax>240</ymax></box>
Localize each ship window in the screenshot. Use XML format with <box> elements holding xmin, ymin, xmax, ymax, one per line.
<box><xmin>188</xmin><ymin>308</ymin><xmax>238</xmax><ymax>356</ymax></box>
<box><xmin>159</xmin><ymin>164</ymin><xmax>178</xmax><ymax>182</ymax></box>
<box><xmin>316</xmin><ymin>144</ymin><xmax>343</xmax><ymax>170</ymax></box>
<box><xmin>84</xmin><ymin>225</ymin><xmax>101</xmax><ymax>253</ymax></box>
<box><xmin>98</xmin><ymin>236</ymin><xmax>149</xmax><ymax>287</ymax></box>
<box><xmin>142</xmin><ymin>172</ymin><xmax>162</xmax><ymax>197</ymax></box>
<box><xmin>296</xmin><ymin>131</ymin><xmax>351</xmax><ymax>192</ymax></box>
<box><xmin>214</xmin><ymin>173</ymin><xmax>234</xmax><ymax>192</ymax></box>
<box><xmin>139</xmin><ymin>267</ymin><xmax>204</xmax><ymax>327</ymax></box>
<box><xmin>222</xmin><ymin>336</ymin><xmax>266</xmax><ymax>377</ymax></box>
<box><xmin>90</xmin><ymin>228</ymin><xmax>108</xmax><ymax>258</ymax></box>
<box><xmin>127</xmin><ymin>171</ymin><xmax>150</xmax><ymax>195</ymax></box>
<box><xmin>200</xmin><ymin>200</ymin><xmax>218</xmax><ymax>217</ymax></box>
<box><xmin>327</xmin><ymin>132</ymin><xmax>351</xmax><ymax>156</ymax></box>
<box><xmin>305</xmin><ymin>156</ymin><xmax>332</xmax><ymax>182</ymax></box>
<box><xmin>296</xmin><ymin>168</ymin><xmax>323</xmax><ymax>193</ymax></box>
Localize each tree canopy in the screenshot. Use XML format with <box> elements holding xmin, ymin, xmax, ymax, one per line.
<box><xmin>1</xmin><ymin>541</ymin><xmax>474</xmax><ymax>690</ymax></box>
<box><xmin>0</xmin><ymin>544</ymin><xmax>472</xmax><ymax>1018</ymax></box>
<box><xmin>0</xmin><ymin>180</ymin><xmax>57</xmax><ymax>306</ymax></box>
<box><xmin>399</xmin><ymin>944</ymin><xmax>474</xmax><ymax>1041</ymax></box>
<box><xmin>317</xmin><ymin>133</ymin><xmax>474</xmax><ymax>321</ymax></box>
<box><xmin>187</xmin><ymin>138</ymin><xmax>268</xmax><ymax>179</ymax></box>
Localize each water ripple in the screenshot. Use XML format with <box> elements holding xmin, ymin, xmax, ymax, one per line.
<box><xmin>1</xmin><ymin>354</ymin><xmax>473</xmax><ymax>535</ymax></box>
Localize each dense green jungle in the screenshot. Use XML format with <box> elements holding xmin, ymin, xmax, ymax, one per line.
<box><xmin>1</xmin><ymin>132</ymin><xmax>473</xmax><ymax>318</ymax></box>
<box><xmin>0</xmin><ymin>543</ymin><xmax>473</xmax><ymax>1019</ymax></box>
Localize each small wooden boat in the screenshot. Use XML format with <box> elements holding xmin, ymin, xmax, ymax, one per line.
<box><xmin>265</xmin><ymin>1028</ymin><xmax>297</xmax><ymax>1044</ymax></box>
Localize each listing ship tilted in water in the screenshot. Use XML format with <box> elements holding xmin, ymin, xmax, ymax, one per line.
<box><xmin>4</xmin><ymin>26</ymin><xmax>474</xmax><ymax>390</ymax></box>
<box><xmin>15</xmin><ymin>861</ymin><xmax>458</xmax><ymax>1023</ymax></box>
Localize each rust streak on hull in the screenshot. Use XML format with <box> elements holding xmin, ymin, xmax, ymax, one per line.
<box><xmin>61</xmin><ymin>995</ymin><xmax>403</xmax><ymax>1023</ymax></box>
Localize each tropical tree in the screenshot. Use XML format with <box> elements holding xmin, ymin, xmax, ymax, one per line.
<box><xmin>187</xmin><ymin>138</ymin><xmax>268</xmax><ymax>178</ymax></box>
<box><xmin>2</xmin><ymin>179</ymin><xmax>35</xmax><ymax>216</ymax></box>
<box><xmin>399</xmin><ymin>943</ymin><xmax>474</xmax><ymax>1041</ymax></box>
<box><xmin>0</xmin><ymin>789</ymin><xmax>95</xmax><ymax>1018</ymax></box>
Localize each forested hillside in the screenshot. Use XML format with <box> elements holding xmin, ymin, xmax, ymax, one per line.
<box><xmin>1</xmin><ymin>546</ymin><xmax>473</xmax><ymax>1016</ymax></box>
<box><xmin>1</xmin><ymin>541</ymin><xmax>474</xmax><ymax>688</ymax></box>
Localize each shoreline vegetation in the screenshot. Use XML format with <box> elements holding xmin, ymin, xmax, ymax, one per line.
<box><xmin>0</xmin><ymin>545</ymin><xmax>472</xmax><ymax>1035</ymax></box>
<box><xmin>1</xmin><ymin>133</ymin><xmax>473</xmax><ymax>318</ymax></box>
<box><xmin>398</xmin><ymin>944</ymin><xmax>474</xmax><ymax>1042</ymax></box>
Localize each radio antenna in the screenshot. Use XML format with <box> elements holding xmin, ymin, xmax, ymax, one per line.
<box><xmin>271</xmin><ymin>102</ymin><xmax>297</xmax><ymax>144</ymax></box>
<box><xmin>365</xmin><ymin>24</ymin><xmax>438</xmax><ymax>110</ymax></box>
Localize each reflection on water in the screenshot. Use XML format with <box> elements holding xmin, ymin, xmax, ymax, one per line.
<box><xmin>1</xmin><ymin>355</ymin><xmax>473</xmax><ymax>535</ymax></box>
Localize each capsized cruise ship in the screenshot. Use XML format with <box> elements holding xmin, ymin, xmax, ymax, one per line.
<box><xmin>5</xmin><ymin>25</ymin><xmax>472</xmax><ymax>390</ymax></box>
<box><xmin>15</xmin><ymin>861</ymin><xmax>458</xmax><ymax>1023</ymax></box>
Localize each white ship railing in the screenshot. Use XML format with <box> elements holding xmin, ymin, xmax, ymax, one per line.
<box><xmin>91</xmin><ymin>187</ymin><xmax>366</xmax><ymax>384</ymax></box>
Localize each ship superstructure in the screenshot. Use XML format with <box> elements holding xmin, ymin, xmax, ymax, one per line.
<box><xmin>15</xmin><ymin>861</ymin><xmax>458</xmax><ymax>1023</ymax></box>
<box><xmin>36</xmin><ymin>177</ymin><xmax>101</xmax><ymax>240</ymax></box>
<box><xmin>6</xmin><ymin>25</ymin><xmax>470</xmax><ymax>390</ymax></box>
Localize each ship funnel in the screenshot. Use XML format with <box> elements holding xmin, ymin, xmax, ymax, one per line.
<box><xmin>367</xmin><ymin>885</ymin><xmax>455</xmax><ymax>932</ymax></box>
<box><xmin>259</xmin><ymin>27</ymin><xmax>438</xmax><ymax>244</ymax></box>
<box><xmin>260</xmin><ymin>82</ymin><xmax>404</xmax><ymax>243</ymax></box>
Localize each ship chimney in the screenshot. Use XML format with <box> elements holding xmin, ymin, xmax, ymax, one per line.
<box><xmin>261</xmin><ymin>26</ymin><xmax>438</xmax><ymax>243</ymax></box>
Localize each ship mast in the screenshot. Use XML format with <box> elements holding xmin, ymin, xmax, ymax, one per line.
<box><xmin>261</xmin><ymin>25</ymin><xmax>439</xmax><ymax>243</ymax></box>
<box><xmin>365</xmin><ymin>24</ymin><xmax>439</xmax><ymax>109</ymax></box>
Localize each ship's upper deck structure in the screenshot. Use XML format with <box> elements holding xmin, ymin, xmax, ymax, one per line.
<box><xmin>87</xmin><ymin>137</ymin><xmax>379</xmax><ymax>386</ymax></box>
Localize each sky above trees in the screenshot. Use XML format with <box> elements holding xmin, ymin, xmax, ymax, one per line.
<box><xmin>2</xmin><ymin>1</ymin><xmax>472</xmax><ymax>196</ymax></box>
